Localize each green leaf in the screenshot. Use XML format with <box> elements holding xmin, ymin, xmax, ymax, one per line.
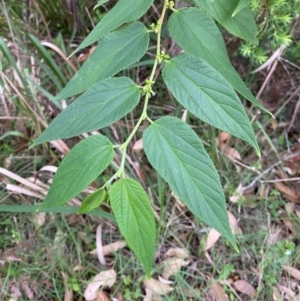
<box><xmin>232</xmin><ymin>0</ymin><xmax>252</xmax><ymax>16</ymax></box>
<box><xmin>168</xmin><ymin>8</ymin><xmax>269</xmax><ymax>114</ymax></box>
<box><xmin>162</xmin><ymin>54</ymin><xmax>260</xmax><ymax>155</ymax></box>
<box><xmin>93</xmin><ymin>0</ymin><xmax>109</xmax><ymax>10</ymax></box>
<box><xmin>0</xmin><ymin>59</ymin><xmax>2</xmax><ymax>71</ymax></box>
<box><xmin>78</xmin><ymin>188</ymin><xmax>107</xmax><ymax>213</ymax></box>
<box><xmin>54</xmin><ymin>22</ymin><xmax>149</xmax><ymax>101</ymax></box>
<box><xmin>143</xmin><ymin>116</ymin><xmax>236</xmax><ymax>248</ymax></box>
<box><xmin>194</xmin><ymin>0</ymin><xmax>258</xmax><ymax>44</ymax></box>
<box><xmin>31</xmin><ymin>77</ymin><xmax>140</xmax><ymax>147</ymax></box>
<box><xmin>109</xmin><ymin>179</ymin><xmax>155</xmax><ymax>276</ymax></box>
<box><xmin>73</xmin><ymin>0</ymin><xmax>153</xmax><ymax>55</ymax></box>
<box><xmin>39</xmin><ymin>135</ymin><xmax>114</xmax><ymax>209</ymax></box>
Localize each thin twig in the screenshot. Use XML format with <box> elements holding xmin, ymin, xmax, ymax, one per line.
<box><xmin>287</xmin><ymin>96</ymin><xmax>300</xmax><ymax>133</ymax></box>
<box><xmin>261</xmin><ymin>177</ymin><xmax>300</xmax><ymax>183</ymax></box>
<box><xmin>256</xmin><ymin>59</ymin><xmax>279</xmax><ymax>100</ymax></box>
<box><xmin>242</xmin><ymin>161</ymin><xmax>281</xmax><ymax>192</ymax></box>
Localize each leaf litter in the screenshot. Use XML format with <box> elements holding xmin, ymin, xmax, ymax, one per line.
<box><xmin>84</xmin><ymin>269</ymin><xmax>117</xmax><ymax>301</ymax></box>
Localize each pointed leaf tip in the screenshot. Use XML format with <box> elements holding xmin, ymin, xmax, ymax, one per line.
<box><xmin>232</xmin><ymin>0</ymin><xmax>252</xmax><ymax>17</ymax></box>
<box><xmin>54</xmin><ymin>22</ymin><xmax>149</xmax><ymax>101</ymax></box>
<box><xmin>33</xmin><ymin>77</ymin><xmax>141</xmax><ymax>146</ymax></box>
<box><xmin>194</xmin><ymin>0</ymin><xmax>258</xmax><ymax>44</ymax></box>
<box><xmin>72</xmin><ymin>0</ymin><xmax>153</xmax><ymax>55</ymax></box>
<box><xmin>143</xmin><ymin>116</ymin><xmax>236</xmax><ymax>247</ymax></box>
<box><xmin>109</xmin><ymin>179</ymin><xmax>155</xmax><ymax>275</ymax></box>
<box><xmin>162</xmin><ymin>54</ymin><xmax>260</xmax><ymax>154</ymax></box>
<box><xmin>78</xmin><ymin>188</ymin><xmax>107</xmax><ymax>214</ymax></box>
<box><xmin>168</xmin><ymin>8</ymin><xmax>269</xmax><ymax>115</ymax></box>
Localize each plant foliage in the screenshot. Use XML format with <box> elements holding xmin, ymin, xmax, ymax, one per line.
<box><xmin>143</xmin><ymin>116</ymin><xmax>237</xmax><ymax>249</ymax></box>
<box><xmin>29</xmin><ymin>0</ymin><xmax>269</xmax><ymax>274</ymax></box>
<box><xmin>109</xmin><ymin>179</ymin><xmax>156</xmax><ymax>276</ymax></box>
<box><xmin>240</xmin><ymin>0</ymin><xmax>300</xmax><ymax>64</ymax></box>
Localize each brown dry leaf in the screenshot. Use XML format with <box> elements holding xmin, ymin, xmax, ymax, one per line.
<box><xmin>67</xmin><ymin>213</ymin><xmax>81</xmax><ymax>224</ymax></box>
<box><xmin>216</xmin><ymin>137</ymin><xmax>241</xmax><ymax>161</ymax></box>
<box><xmin>10</xmin><ymin>285</ymin><xmax>22</xmax><ymax>298</ymax></box>
<box><xmin>205</xmin><ymin>229</ymin><xmax>221</xmax><ymax>251</ymax></box>
<box><xmin>143</xmin><ymin>287</ymin><xmax>153</xmax><ymax>301</ymax></box>
<box><xmin>21</xmin><ymin>281</ymin><xmax>34</xmax><ymax>300</ymax></box>
<box><xmin>166</xmin><ymin>248</ymin><xmax>189</xmax><ymax>259</ymax></box>
<box><xmin>143</xmin><ymin>287</ymin><xmax>163</xmax><ymax>301</ymax></box>
<box><xmin>84</xmin><ymin>269</ymin><xmax>116</xmax><ymax>301</ymax></box>
<box><xmin>283</xmin><ymin>266</ymin><xmax>300</xmax><ymax>281</ymax></box>
<box><xmin>205</xmin><ymin>251</ymin><xmax>214</xmax><ymax>265</ymax></box>
<box><xmin>144</xmin><ymin>278</ymin><xmax>173</xmax><ymax>296</ymax></box>
<box><xmin>206</xmin><ymin>212</ymin><xmax>240</xmax><ymax>251</ymax></box>
<box><xmin>222</xmin><ymin>144</ymin><xmax>241</xmax><ymax>160</ymax></box>
<box><xmin>32</xmin><ymin>212</ymin><xmax>46</xmax><ymax>229</ymax></box>
<box><xmin>234</xmin><ymin>280</ymin><xmax>255</xmax><ymax>297</ymax></box>
<box><xmin>133</xmin><ymin>139</ymin><xmax>143</xmax><ymax>152</ymax></box>
<box><xmin>102</xmin><ymin>240</ymin><xmax>126</xmax><ymax>255</ymax></box>
<box><xmin>162</xmin><ymin>258</ymin><xmax>190</xmax><ymax>279</ymax></box>
<box><xmin>6</xmin><ymin>255</ymin><xmax>22</xmax><ymax>263</ymax></box>
<box><xmin>228</xmin><ymin>211</ymin><xmax>241</xmax><ymax>235</ymax></box>
<box><xmin>62</xmin><ymin>272</ymin><xmax>73</xmax><ymax>301</ymax></box>
<box><xmin>90</xmin><ymin>240</ymin><xmax>127</xmax><ymax>256</ymax></box>
<box><xmin>274</xmin><ymin>182</ymin><xmax>300</xmax><ymax>203</ymax></box>
<box><xmin>181</xmin><ymin>109</ymin><xmax>188</xmax><ymax>122</ymax></box>
<box><xmin>279</xmin><ymin>285</ymin><xmax>296</xmax><ymax>298</ymax></box>
<box><xmin>158</xmin><ymin>275</ymin><xmax>174</xmax><ymax>285</ymax></box>
<box><xmin>230</xmin><ymin>183</ymin><xmax>243</xmax><ymax>203</ymax></box>
<box><xmin>219</xmin><ymin>132</ymin><xmax>231</xmax><ymax>142</ymax></box>
<box><xmin>208</xmin><ymin>282</ymin><xmax>229</xmax><ymax>301</ymax></box>
<box><xmin>78</xmin><ymin>46</ymin><xmax>96</xmax><ymax>63</ymax></box>
<box><xmin>95</xmin><ymin>291</ymin><xmax>110</xmax><ymax>301</ymax></box>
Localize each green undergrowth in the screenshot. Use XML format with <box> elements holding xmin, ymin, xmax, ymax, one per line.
<box><xmin>240</xmin><ymin>0</ymin><xmax>300</xmax><ymax>65</ymax></box>
<box><xmin>1</xmin><ymin>186</ymin><xmax>299</xmax><ymax>300</ymax></box>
